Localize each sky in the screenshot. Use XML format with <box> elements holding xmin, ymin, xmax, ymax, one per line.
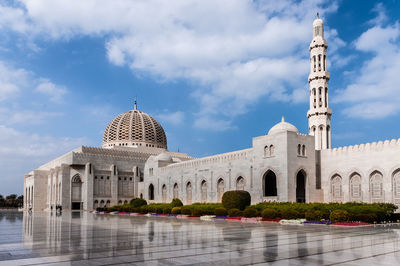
<box><xmin>1</xmin><ymin>0</ymin><xmax>400</xmax><ymax>196</ymax></box>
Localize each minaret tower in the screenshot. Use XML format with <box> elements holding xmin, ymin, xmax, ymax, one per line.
<box><xmin>307</xmin><ymin>13</ymin><xmax>332</xmax><ymax>150</ymax></box>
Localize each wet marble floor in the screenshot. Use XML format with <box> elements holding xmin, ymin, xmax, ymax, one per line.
<box><xmin>1</xmin><ymin>211</ymin><xmax>400</xmax><ymax>265</ymax></box>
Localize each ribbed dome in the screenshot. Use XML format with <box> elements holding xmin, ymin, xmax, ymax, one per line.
<box><xmin>268</xmin><ymin>116</ymin><xmax>299</xmax><ymax>135</ymax></box>
<box><xmin>102</xmin><ymin>106</ymin><xmax>167</xmax><ymax>149</ymax></box>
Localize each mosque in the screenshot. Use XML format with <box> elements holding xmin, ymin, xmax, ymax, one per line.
<box><xmin>24</xmin><ymin>16</ymin><xmax>400</xmax><ymax>211</ymax></box>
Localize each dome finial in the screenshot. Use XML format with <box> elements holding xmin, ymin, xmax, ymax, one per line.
<box><xmin>282</xmin><ymin>116</ymin><xmax>285</xmax><ymax>122</ymax></box>
<box><xmin>134</xmin><ymin>96</ymin><xmax>137</xmax><ymax>110</ymax></box>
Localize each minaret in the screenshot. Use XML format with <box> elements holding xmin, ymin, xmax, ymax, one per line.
<box><xmin>307</xmin><ymin>13</ymin><xmax>332</xmax><ymax>150</ymax></box>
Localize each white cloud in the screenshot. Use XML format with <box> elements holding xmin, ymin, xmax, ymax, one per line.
<box><xmin>0</xmin><ymin>108</ymin><xmax>61</xmax><ymax>125</ymax></box>
<box><xmin>335</xmin><ymin>14</ymin><xmax>400</xmax><ymax>119</ymax></box>
<box><xmin>1</xmin><ymin>0</ymin><xmax>339</xmax><ymax>130</ymax></box>
<box><xmin>35</xmin><ymin>79</ymin><xmax>67</xmax><ymax>103</ymax></box>
<box><xmin>0</xmin><ymin>125</ymin><xmax>87</xmax><ymax>195</ymax></box>
<box><xmin>157</xmin><ymin>111</ymin><xmax>185</xmax><ymax>126</ymax></box>
<box><xmin>0</xmin><ymin>61</ymin><xmax>30</xmax><ymax>101</ymax></box>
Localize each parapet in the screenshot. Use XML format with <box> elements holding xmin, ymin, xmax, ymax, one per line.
<box><xmin>324</xmin><ymin>138</ymin><xmax>400</xmax><ymax>155</ymax></box>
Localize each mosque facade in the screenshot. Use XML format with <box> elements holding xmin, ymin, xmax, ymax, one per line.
<box><xmin>24</xmin><ymin>17</ymin><xmax>400</xmax><ymax>211</ymax></box>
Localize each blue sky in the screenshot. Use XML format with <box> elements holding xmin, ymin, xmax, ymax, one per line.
<box><xmin>1</xmin><ymin>0</ymin><xmax>400</xmax><ymax>195</ymax></box>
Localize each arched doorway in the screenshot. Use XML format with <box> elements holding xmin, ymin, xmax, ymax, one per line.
<box><xmin>148</xmin><ymin>184</ymin><xmax>154</xmax><ymax>200</ymax></box>
<box><xmin>236</xmin><ymin>176</ymin><xmax>245</xmax><ymax>190</ymax></box>
<box><xmin>173</xmin><ymin>183</ymin><xmax>179</xmax><ymax>199</ymax></box>
<box><xmin>186</xmin><ymin>182</ymin><xmax>192</xmax><ymax>205</ymax></box>
<box><xmin>162</xmin><ymin>184</ymin><xmax>167</xmax><ymax>203</ymax></box>
<box><xmin>71</xmin><ymin>175</ymin><xmax>82</xmax><ymax>210</ymax></box>
<box><xmin>263</xmin><ymin>170</ymin><xmax>277</xmax><ymax>197</ymax></box>
<box><xmin>201</xmin><ymin>180</ymin><xmax>207</xmax><ymax>203</ymax></box>
<box><xmin>217</xmin><ymin>179</ymin><xmax>224</xmax><ymax>202</ymax></box>
<box><xmin>296</xmin><ymin>170</ymin><xmax>306</xmax><ymax>203</ymax></box>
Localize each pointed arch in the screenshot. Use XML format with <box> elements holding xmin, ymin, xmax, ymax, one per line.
<box><xmin>370</xmin><ymin>170</ymin><xmax>383</xmax><ymax>202</ymax></box>
<box><xmin>349</xmin><ymin>172</ymin><xmax>362</xmax><ymax>201</ymax></box>
<box><xmin>330</xmin><ymin>174</ymin><xmax>342</xmax><ymax>202</ymax></box>
<box><xmin>236</xmin><ymin>176</ymin><xmax>245</xmax><ymax>191</ymax></box>
<box><xmin>148</xmin><ymin>184</ymin><xmax>154</xmax><ymax>200</ymax></box>
<box><xmin>217</xmin><ymin>178</ymin><xmax>225</xmax><ymax>202</ymax></box>
<box><xmin>201</xmin><ymin>180</ymin><xmax>207</xmax><ymax>203</ymax></box>
<box><xmin>296</xmin><ymin>169</ymin><xmax>306</xmax><ymax>203</ymax></box>
<box><xmin>161</xmin><ymin>184</ymin><xmax>167</xmax><ymax>203</ymax></box>
<box><xmin>393</xmin><ymin>169</ymin><xmax>400</xmax><ymax>204</ymax></box>
<box><xmin>186</xmin><ymin>182</ymin><xmax>192</xmax><ymax>205</ymax></box>
<box><xmin>173</xmin><ymin>183</ymin><xmax>179</xmax><ymax>199</ymax></box>
<box><xmin>263</xmin><ymin>170</ymin><xmax>277</xmax><ymax>197</ymax></box>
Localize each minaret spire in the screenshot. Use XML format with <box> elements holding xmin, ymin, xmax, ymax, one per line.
<box><xmin>134</xmin><ymin>96</ymin><xmax>137</xmax><ymax>110</ymax></box>
<box><xmin>307</xmin><ymin>16</ymin><xmax>332</xmax><ymax>150</ymax></box>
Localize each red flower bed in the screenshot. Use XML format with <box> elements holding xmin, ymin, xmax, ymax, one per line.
<box><xmin>157</xmin><ymin>214</ymin><xmax>169</xmax><ymax>217</ymax></box>
<box><xmin>227</xmin><ymin>217</ymin><xmax>243</xmax><ymax>220</ymax></box>
<box><xmin>262</xmin><ymin>218</ymin><xmax>282</xmax><ymax>222</ymax></box>
<box><xmin>333</xmin><ymin>222</ymin><xmax>371</xmax><ymax>226</ymax></box>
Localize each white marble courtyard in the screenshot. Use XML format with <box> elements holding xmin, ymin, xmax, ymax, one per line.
<box><xmin>1</xmin><ymin>210</ymin><xmax>400</xmax><ymax>265</ymax></box>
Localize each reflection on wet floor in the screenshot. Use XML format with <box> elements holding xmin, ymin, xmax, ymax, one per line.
<box><xmin>1</xmin><ymin>211</ymin><xmax>400</xmax><ymax>265</ymax></box>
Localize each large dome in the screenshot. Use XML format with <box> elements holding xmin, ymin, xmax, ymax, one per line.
<box><xmin>102</xmin><ymin>103</ymin><xmax>167</xmax><ymax>149</ymax></box>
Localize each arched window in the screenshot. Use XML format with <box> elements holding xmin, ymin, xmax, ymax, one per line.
<box><xmin>323</xmin><ymin>55</ymin><xmax>326</xmax><ymax>71</ymax></box>
<box><xmin>118</xmin><ymin>200</ymin><xmax>122</xmax><ymax>205</ymax></box>
<box><xmin>318</xmin><ymin>87</ymin><xmax>322</xmax><ymax>107</ymax></box>
<box><xmin>263</xmin><ymin>170</ymin><xmax>277</xmax><ymax>197</ymax></box>
<box><xmin>326</xmin><ymin>125</ymin><xmax>330</xmax><ymax>149</ymax></box>
<box><xmin>319</xmin><ymin>126</ymin><xmax>324</xmax><ymax>149</ymax></box>
<box><xmin>71</xmin><ymin>175</ymin><xmax>82</xmax><ymax>210</ymax></box>
<box><xmin>302</xmin><ymin>145</ymin><xmax>306</xmax><ymax>156</ymax></box>
<box><xmin>236</xmin><ymin>176</ymin><xmax>245</xmax><ymax>190</ymax></box>
<box><xmin>318</xmin><ymin>54</ymin><xmax>321</xmax><ymax>71</ymax></box>
<box><xmin>325</xmin><ymin>87</ymin><xmax>328</xmax><ymax>107</ymax></box>
<box><xmin>162</xmin><ymin>184</ymin><xmax>167</xmax><ymax>203</ymax></box>
<box><xmin>124</xmin><ymin>200</ymin><xmax>128</xmax><ymax>204</ymax></box>
<box><xmin>313</xmin><ymin>88</ymin><xmax>316</xmax><ymax>108</ymax></box>
<box><xmin>313</xmin><ymin>55</ymin><xmax>316</xmax><ymax>72</ymax></box>
<box><xmin>173</xmin><ymin>183</ymin><xmax>179</xmax><ymax>199</ymax></box>
<box><xmin>93</xmin><ymin>200</ymin><xmax>98</xmax><ymax>209</ymax></box>
<box><xmin>106</xmin><ymin>200</ymin><xmax>110</xmax><ymax>207</ymax></box>
<box><xmin>350</xmin><ymin>173</ymin><xmax>361</xmax><ymax>200</ymax></box>
<box><xmin>269</xmin><ymin>145</ymin><xmax>275</xmax><ymax>156</ymax></box>
<box><xmin>370</xmin><ymin>171</ymin><xmax>383</xmax><ymax>202</ymax></box>
<box><xmin>100</xmin><ymin>200</ymin><xmax>105</xmax><ymax>207</ymax></box>
<box><xmin>331</xmin><ymin>174</ymin><xmax>342</xmax><ymax>202</ymax></box>
<box><xmin>264</xmin><ymin>146</ymin><xmax>269</xmax><ymax>157</ymax></box>
<box><xmin>186</xmin><ymin>182</ymin><xmax>192</xmax><ymax>205</ymax></box>
<box><xmin>148</xmin><ymin>184</ymin><xmax>154</xmax><ymax>200</ymax></box>
<box><xmin>393</xmin><ymin>170</ymin><xmax>400</xmax><ymax>204</ymax></box>
<box><xmin>201</xmin><ymin>180</ymin><xmax>207</xmax><ymax>203</ymax></box>
<box><xmin>297</xmin><ymin>144</ymin><xmax>301</xmax><ymax>155</ymax></box>
<box><xmin>217</xmin><ymin>179</ymin><xmax>225</xmax><ymax>202</ymax></box>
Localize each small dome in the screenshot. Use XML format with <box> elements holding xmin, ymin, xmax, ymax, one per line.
<box><xmin>155</xmin><ymin>152</ymin><xmax>173</xmax><ymax>162</ymax></box>
<box><xmin>268</xmin><ymin>116</ymin><xmax>299</xmax><ymax>135</ymax></box>
<box><xmin>103</xmin><ymin>100</ymin><xmax>167</xmax><ymax>149</ymax></box>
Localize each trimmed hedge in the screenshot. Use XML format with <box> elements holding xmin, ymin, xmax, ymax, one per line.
<box><xmin>243</xmin><ymin>207</ymin><xmax>258</xmax><ymax>218</ymax></box>
<box><xmin>222</xmin><ymin>191</ymin><xmax>251</xmax><ymax>210</ymax></box>
<box><xmin>130</xmin><ymin>198</ymin><xmax>147</xmax><ymax>208</ymax></box>
<box><xmin>171</xmin><ymin>207</ymin><xmax>181</xmax><ymax>214</ymax></box>
<box><xmin>330</xmin><ymin>210</ymin><xmax>349</xmax><ymax>223</ymax></box>
<box><xmin>181</xmin><ymin>206</ymin><xmax>192</xmax><ymax>215</ymax></box>
<box><xmin>305</xmin><ymin>210</ymin><xmax>323</xmax><ymax>221</ymax></box>
<box><xmin>215</xmin><ymin>207</ymin><xmax>228</xmax><ymax>216</ymax></box>
<box><xmin>261</xmin><ymin>208</ymin><xmax>278</xmax><ymax>219</ymax></box>
<box><xmin>171</xmin><ymin>198</ymin><xmax>183</xmax><ymax>207</ymax></box>
<box><xmin>281</xmin><ymin>209</ymin><xmax>300</xmax><ymax>219</ymax></box>
<box><xmin>228</xmin><ymin>208</ymin><xmax>243</xmax><ymax>217</ymax></box>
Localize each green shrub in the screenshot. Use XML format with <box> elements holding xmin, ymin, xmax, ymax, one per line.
<box><xmin>350</xmin><ymin>213</ymin><xmax>377</xmax><ymax>223</ymax></box>
<box><xmin>261</xmin><ymin>208</ymin><xmax>279</xmax><ymax>219</ymax></box>
<box><xmin>163</xmin><ymin>207</ymin><xmax>172</xmax><ymax>214</ymax></box>
<box><xmin>222</xmin><ymin>190</ymin><xmax>251</xmax><ymax>210</ymax></box>
<box><xmin>305</xmin><ymin>210</ymin><xmax>323</xmax><ymax>221</ymax></box>
<box><xmin>228</xmin><ymin>208</ymin><xmax>243</xmax><ymax>217</ymax></box>
<box><xmin>214</xmin><ymin>207</ymin><xmax>228</xmax><ymax>216</ymax></box>
<box><xmin>181</xmin><ymin>206</ymin><xmax>192</xmax><ymax>215</ymax></box>
<box><xmin>171</xmin><ymin>207</ymin><xmax>181</xmax><ymax>214</ymax></box>
<box><xmin>243</xmin><ymin>207</ymin><xmax>259</xmax><ymax>218</ymax></box>
<box><xmin>139</xmin><ymin>205</ymin><xmax>148</xmax><ymax>214</ymax></box>
<box><xmin>330</xmin><ymin>210</ymin><xmax>349</xmax><ymax>223</ymax></box>
<box><xmin>281</xmin><ymin>209</ymin><xmax>300</xmax><ymax>219</ymax></box>
<box><xmin>171</xmin><ymin>198</ymin><xmax>183</xmax><ymax>207</ymax></box>
<box><xmin>192</xmin><ymin>207</ymin><xmax>204</xmax><ymax>216</ymax></box>
<box><xmin>130</xmin><ymin>198</ymin><xmax>147</xmax><ymax>208</ymax></box>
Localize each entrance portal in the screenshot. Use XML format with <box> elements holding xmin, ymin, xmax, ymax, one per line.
<box><xmin>71</xmin><ymin>175</ymin><xmax>82</xmax><ymax>210</ymax></box>
<box><xmin>296</xmin><ymin>170</ymin><xmax>306</xmax><ymax>203</ymax></box>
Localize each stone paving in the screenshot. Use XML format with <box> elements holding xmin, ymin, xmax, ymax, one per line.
<box><xmin>1</xmin><ymin>211</ymin><xmax>400</xmax><ymax>265</ymax></box>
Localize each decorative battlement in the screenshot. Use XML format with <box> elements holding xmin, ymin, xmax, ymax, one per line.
<box><xmin>324</xmin><ymin>138</ymin><xmax>400</xmax><ymax>155</ymax></box>
<box><xmin>161</xmin><ymin>148</ymin><xmax>252</xmax><ymax>171</ymax></box>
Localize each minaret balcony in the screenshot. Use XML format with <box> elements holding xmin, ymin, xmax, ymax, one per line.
<box><xmin>307</xmin><ymin>108</ymin><xmax>332</xmax><ymax>118</ymax></box>
<box><xmin>308</xmin><ymin>72</ymin><xmax>330</xmax><ymax>82</ymax></box>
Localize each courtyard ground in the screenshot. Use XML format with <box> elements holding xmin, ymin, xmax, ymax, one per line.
<box><xmin>0</xmin><ymin>211</ymin><xmax>400</xmax><ymax>265</ymax></box>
